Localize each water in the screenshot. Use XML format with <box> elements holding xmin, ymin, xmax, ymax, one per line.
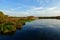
<box><xmin>1</xmin><ymin>19</ymin><xmax>60</xmax><ymax>40</ymax></box>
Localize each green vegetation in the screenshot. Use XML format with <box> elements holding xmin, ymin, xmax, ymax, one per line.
<box><xmin>0</xmin><ymin>11</ymin><xmax>35</xmax><ymax>34</ymax></box>
<box><xmin>0</xmin><ymin>24</ymin><xmax>16</xmax><ymax>34</ymax></box>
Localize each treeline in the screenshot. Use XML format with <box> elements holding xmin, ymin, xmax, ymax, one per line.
<box><xmin>38</xmin><ymin>16</ymin><xmax>60</xmax><ymax>19</ymax></box>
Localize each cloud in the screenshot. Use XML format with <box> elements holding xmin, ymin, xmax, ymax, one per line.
<box><xmin>1</xmin><ymin>0</ymin><xmax>60</xmax><ymax>17</ymax></box>
<box><xmin>10</xmin><ymin>7</ymin><xmax>22</xmax><ymax>11</ymax></box>
<box><xmin>2</xmin><ymin>6</ymin><xmax>60</xmax><ymax>17</ymax></box>
<box><xmin>36</xmin><ymin>0</ymin><xmax>60</xmax><ymax>7</ymax></box>
<box><xmin>1</xmin><ymin>6</ymin><xmax>60</xmax><ymax>17</ymax></box>
<box><xmin>24</xmin><ymin>7</ymin><xmax>60</xmax><ymax>16</ymax></box>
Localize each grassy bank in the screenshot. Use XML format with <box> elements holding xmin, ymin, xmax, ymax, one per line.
<box><xmin>0</xmin><ymin>19</ymin><xmax>35</xmax><ymax>34</ymax></box>
<box><xmin>0</xmin><ymin>11</ymin><xmax>36</xmax><ymax>34</ymax></box>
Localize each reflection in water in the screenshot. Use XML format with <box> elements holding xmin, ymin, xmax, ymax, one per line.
<box><xmin>0</xmin><ymin>19</ymin><xmax>60</xmax><ymax>40</ymax></box>
<box><xmin>0</xmin><ymin>31</ymin><xmax>16</xmax><ymax>35</ymax></box>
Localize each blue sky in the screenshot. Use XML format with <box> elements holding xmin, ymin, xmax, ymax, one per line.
<box><xmin>0</xmin><ymin>0</ymin><xmax>60</xmax><ymax>17</ymax></box>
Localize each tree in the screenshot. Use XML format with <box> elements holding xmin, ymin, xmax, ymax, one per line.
<box><xmin>27</xmin><ymin>16</ymin><xmax>36</xmax><ymax>20</ymax></box>
<box><xmin>0</xmin><ymin>11</ymin><xmax>4</xmax><ymax>15</ymax></box>
<box><xmin>0</xmin><ymin>11</ymin><xmax>4</xmax><ymax>24</ymax></box>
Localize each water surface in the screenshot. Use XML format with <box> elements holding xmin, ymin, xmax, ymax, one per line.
<box><xmin>1</xmin><ymin>19</ymin><xmax>60</xmax><ymax>40</ymax></box>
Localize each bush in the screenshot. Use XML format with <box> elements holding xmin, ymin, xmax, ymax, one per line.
<box><xmin>4</xmin><ymin>22</ymin><xmax>15</xmax><ymax>25</ymax></box>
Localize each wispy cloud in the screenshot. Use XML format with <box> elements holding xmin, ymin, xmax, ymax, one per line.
<box><xmin>0</xmin><ymin>0</ymin><xmax>60</xmax><ymax>16</ymax></box>
<box><xmin>21</xmin><ymin>7</ymin><xmax>60</xmax><ymax>16</ymax></box>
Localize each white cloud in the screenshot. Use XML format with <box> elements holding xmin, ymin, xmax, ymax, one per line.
<box><xmin>1</xmin><ymin>6</ymin><xmax>60</xmax><ymax>17</ymax></box>
<box><xmin>25</xmin><ymin>7</ymin><xmax>60</xmax><ymax>16</ymax></box>
<box><xmin>47</xmin><ymin>7</ymin><xmax>56</xmax><ymax>10</ymax></box>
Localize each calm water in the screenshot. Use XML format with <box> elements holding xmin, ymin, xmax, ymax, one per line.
<box><xmin>1</xmin><ymin>19</ymin><xmax>60</xmax><ymax>40</ymax></box>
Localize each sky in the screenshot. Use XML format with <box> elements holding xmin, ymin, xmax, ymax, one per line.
<box><xmin>0</xmin><ymin>0</ymin><xmax>60</xmax><ymax>17</ymax></box>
